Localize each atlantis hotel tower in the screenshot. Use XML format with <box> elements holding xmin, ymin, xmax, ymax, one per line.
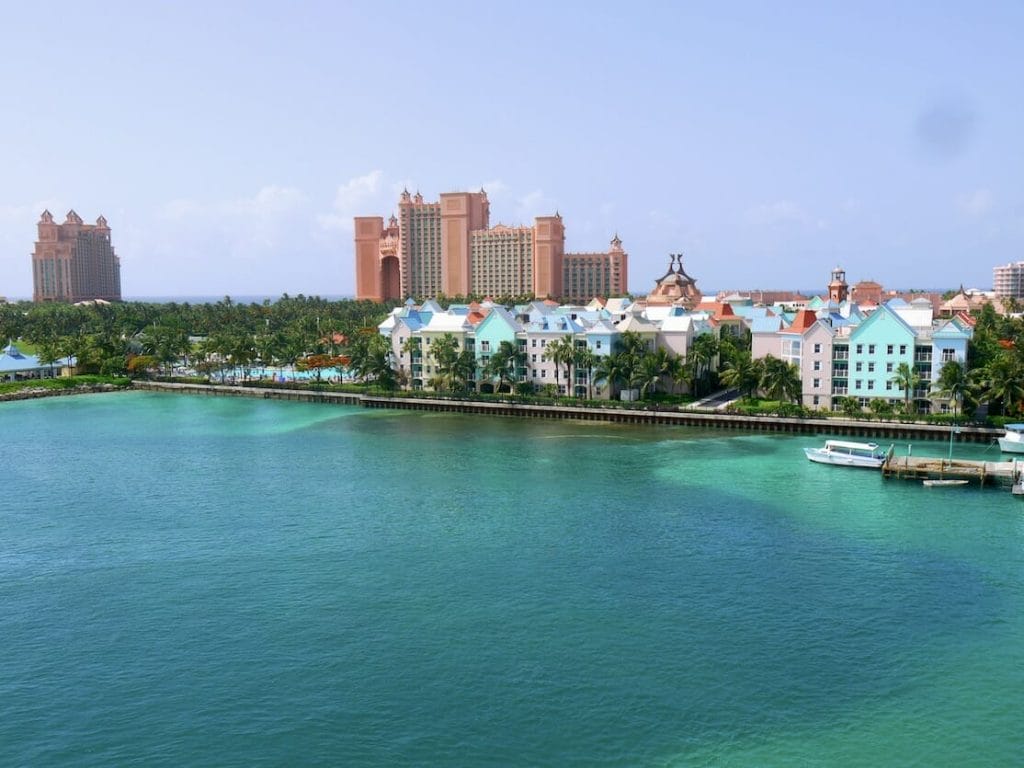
<box><xmin>32</xmin><ymin>210</ymin><xmax>122</xmax><ymax>303</ymax></box>
<box><xmin>354</xmin><ymin>189</ymin><xmax>628</xmax><ymax>302</ymax></box>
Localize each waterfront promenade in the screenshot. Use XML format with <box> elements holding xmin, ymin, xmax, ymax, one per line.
<box><xmin>131</xmin><ymin>380</ymin><xmax>1003</xmax><ymax>445</ymax></box>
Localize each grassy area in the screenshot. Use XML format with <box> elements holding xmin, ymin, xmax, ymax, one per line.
<box><xmin>0</xmin><ymin>375</ymin><xmax>131</xmax><ymax>396</ymax></box>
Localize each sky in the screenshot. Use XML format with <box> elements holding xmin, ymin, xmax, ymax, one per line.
<box><xmin>1</xmin><ymin>1</ymin><xmax>1022</xmax><ymax>299</ymax></box>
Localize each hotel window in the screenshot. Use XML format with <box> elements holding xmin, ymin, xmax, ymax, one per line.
<box><xmin>813</xmin><ymin>395</ymin><xmax>820</xmax><ymax>406</ymax></box>
<box><xmin>531</xmin><ymin>339</ymin><xmax>537</xmax><ymax>348</ymax></box>
<box><xmin>886</xmin><ymin>381</ymin><xmax>893</xmax><ymax>390</ymax></box>
<box><xmin>596</xmin><ymin>340</ymin><xmax>602</xmax><ymax>349</ymax></box>
<box><xmin>868</xmin><ymin>344</ymin><xmax>876</xmax><ymax>354</ymax></box>
<box><xmin>900</xmin><ymin>344</ymin><xmax>907</xmax><ymax>355</ymax></box>
<box><xmin>942</xmin><ymin>348</ymin><xmax>956</xmax><ymax>362</ymax></box>
<box><xmin>868</xmin><ymin>362</ymin><xmax>875</xmax><ymax>372</ymax></box>
<box><xmin>855</xmin><ymin>362</ymin><xmax>863</xmax><ymax>372</ymax></box>
<box><xmin>813</xmin><ymin>343</ymin><xmax>821</xmax><ymax>353</ymax></box>
<box><xmin>813</xmin><ymin>378</ymin><xmax>820</xmax><ymax>388</ymax></box>
<box><xmin>886</xmin><ymin>362</ymin><xmax>893</xmax><ymax>373</ymax></box>
<box><xmin>887</xmin><ymin>344</ymin><xmax>894</xmax><ymax>354</ymax></box>
<box><xmin>531</xmin><ymin>354</ymin><xmax>537</xmax><ymax>362</ymax></box>
<box><xmin>856</xmin><ymin>344</ymin><xmax>863</xmax><ymax>354</ymax></box>
<box><xmin>541</xmin><ymin>370</ymin><xmax>547</xmax><ymax>379</ymax></box>
<box><xmin>868</xmin><ymin>381</ymin><xmax>875</xmax><ymax>390</ymax></box>
<box><xmin>813</xmin><ymin>361</ymin><xmax>821</xmax><ymax>371</ymax></box>
<box><xmin>855</xmin><ymin>379</ymin><xmax>862</xmax><ymax>390</ymax></box>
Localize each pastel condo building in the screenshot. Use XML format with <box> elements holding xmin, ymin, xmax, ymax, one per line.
<box><xmin>354</xmin><ymin>189</ymin><xmax>628</xmax><ymax>303</ymax></box>
<box><xmin>378</xmin><ymin>266</ymin><xmax>974</xmax><ymax>413</ymax></box>
<box><xmin>751</xmin><ymin>268</ymin><xmax>973</xmax><ymax>414</ymax></box>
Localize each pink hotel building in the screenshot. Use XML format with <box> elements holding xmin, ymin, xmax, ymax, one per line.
<box><xmin>354</xmin><ymin>189</ymin><xmax>628</xmax><ymax>302</ymax></box>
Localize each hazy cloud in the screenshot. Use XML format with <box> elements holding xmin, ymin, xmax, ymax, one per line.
<box><xmin>317</xmin><ymin>170</ymin><xmax>386</xmax><ymax>231</ymax></box>
<box><xmin>746</xmin><ymin>200</ymin><xmax>813</xmax><ymax>227</ymax></box>
<box><xmin>956</xmin><ymin>188</ymin><xmax>993</xmax><ymax>217</ymax></box>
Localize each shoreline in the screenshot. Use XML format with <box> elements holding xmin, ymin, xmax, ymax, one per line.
<box><xmin>0</xmin><ymin>383</ymin><xmax>126</xmax><ymax>403</ymax></box>
<box><xmin>128</xmin><ymin>380</ymin><xmax>1002</xmax><ymax>444</ymax></box>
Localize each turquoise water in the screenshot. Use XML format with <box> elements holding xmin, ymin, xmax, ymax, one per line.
<box><xmin>2</xmin><ymin>392</ymin><xmax>1022</xmax><ymax>766</ymax></box>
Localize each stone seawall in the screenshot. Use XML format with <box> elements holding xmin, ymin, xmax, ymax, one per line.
<box><xmin>131</xmin><ymin>381</ymin><xmax>1002</xmax><ymax>444</ymax></box>
<box><xmin>0</xmin><ymin>384</ymin><xmax>124</xmax><ymax>403</ymax></box>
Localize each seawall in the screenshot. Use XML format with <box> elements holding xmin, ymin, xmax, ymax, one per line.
<box><xmin>130</xmin><ymin>381</ymin><xmax>1002</xmax><ymax>444</ymax></box>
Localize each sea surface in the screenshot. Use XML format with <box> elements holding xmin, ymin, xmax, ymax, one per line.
<box><xmin>2</xmin><ymin>392</ymin><xmax>1022</xmax><ymax>766</ymax></box>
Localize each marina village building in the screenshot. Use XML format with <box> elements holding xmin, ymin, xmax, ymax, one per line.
<box><xmin>377</xmin><ymin>262</ymin><xmax>974</xmax><ymax>413</ymax></box>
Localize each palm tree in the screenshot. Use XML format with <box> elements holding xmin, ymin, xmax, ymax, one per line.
<box><xmin>399</xmin><ymin>336</ymin><xmax>422</xmax><ymax>386</ymax></box>
<box><xmin>890</xmin><ymin>362</ymin><xmax>921</xmax><ymax>415</ymax></box>
<box><xmin>574</xmin><ymin>346</ymin><xmax>597</xmax><ymax>399</ymax></box>
<box><xmin>759</xmin><ymin>355</ymin><xmax>801</xmax><ymax>403</ymax></box>
<box><xmin>594</xmin><ymin>352</ymin><xmax>627</xmax><ymax>400</ymax></box>
<box><xmin>543</xmin><ymin>335</ymin><xmax>576</xmax><ymax>396</ymax></box>
<box><xmin>718</xmin><ymin>352</ymin><xmax>760</xmax><ymax>399</ymax></box>
<box><xmin>635</xmin><ymin>352</ymin><xmax>667</xmax><ymax>398</ymax></box>
<box><xmin>686</xmin><ymin>334</ymin><xmax>719</xmax><ymax>397</ymax></box>
<box><xmin>977</xmin><ymin>356</ymin><xmax>1024</xmax><ymax>416</ymax></box>
<box><xmin>932</xmin><ymin>360</ymin><xmax>969</xmax><ymax>418</ymax></box>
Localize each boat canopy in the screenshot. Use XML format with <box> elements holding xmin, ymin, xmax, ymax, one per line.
<box><xmin>1005</xmin><ymin>424</ymin><xmax>1024</xmax><ymax>433</ymax></box>
<box><xmin>824</xmin><ymin>440</ymin><xmax>879</xmax><ymax>451</ymax></box>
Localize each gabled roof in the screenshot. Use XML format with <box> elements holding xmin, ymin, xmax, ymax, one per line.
<box><xmin>932</xmin><ymin>318</ymin><xmax>973</xmax><ymax>340</ymax></box>
<box><xmin>585</xmin><ymin>318</ymin><xmax>619</xmax><ymax>335</ymax></box>
<box><xmin>849</xmin><ymin>302</ymin><xmax>916</xmax><ymax>340</ymax></box>
<box><xmin>616</xmin><ymin>314</ymin><xmax>657</xmax><ymax>334</ymax></box>
<box><xmin>659</xmin><ymin>313</ymin><xmax>696</xmax><ymax>332</ymax></box>
<box><xmin>475</xmin><ymin>305</ymin><xmax>523</xmax><ymax>335</ymax></box>
<box><xmin>695</xmin><ymin>301</ymin><xmax>738</xmax><ymax>320</ymax></box>
<box><xmin>782</xmin><ymin>308</ymin><xmax>819</xmax><ymax>334</ymax></box>
<box><xmin>423</xmin><ymin>311</ymin><xmax>473</xmax><ymax>333</ymax></box>
<box><xmin>0</xmin><ymin>343</ymin><xmax>74</xmax><ymax>373</ymax></box>
<box><xmin>751</xmin><ymin>315</ymin><xmax>785</xmax><ymax>334</ymax></box>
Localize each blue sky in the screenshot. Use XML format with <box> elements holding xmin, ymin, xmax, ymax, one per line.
<box><xmin>2</xmin><ymin>1</ymin><xmax>1021</xmax><ymax>299</ymax></box>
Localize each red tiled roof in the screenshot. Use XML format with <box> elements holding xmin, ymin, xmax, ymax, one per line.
<box><xmin>786</xmin><ymin>309</ymin><xmax>819</xmax><ymax>333</ymax></box>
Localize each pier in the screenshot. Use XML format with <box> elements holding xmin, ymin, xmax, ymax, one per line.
<box><xmin>882</xmin><ymin>453</ymin><xmax>1020</xmax><ymax>488</ymax></box>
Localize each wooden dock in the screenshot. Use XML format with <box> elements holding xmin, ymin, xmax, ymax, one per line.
<box><xmin>883</xmin><ymin>454</ymin><xmax>1021</xmax><ymax>487</ymax></box>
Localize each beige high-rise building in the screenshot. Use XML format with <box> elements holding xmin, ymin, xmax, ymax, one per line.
<box><xmin>993</xmin><ymin>261</ymin><xmax>1024</xmax><ymax>298</ymax></box>
<box><xmin>355</xmin><ymin>189</ymin><xmax>627</xmax><ymax>302</ymax></box>
<box><xmin>32</xmin><ymin>210</ymin><xmax>122</xmax><ymax>303</ymax></box>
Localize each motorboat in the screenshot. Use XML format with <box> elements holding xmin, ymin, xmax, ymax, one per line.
<box><xmin>923</xmin><ymin>479</ymin><xmax>970</xmax><ymax>487</ymax></box>
<box><xmin>804</xmin><ymin>439</ymin><xmax>889</xmax><ymax>468</ymax></box>
<box><xmin>997</xmin><ymin>424</ymin><xmax>1024</xmax><ymax>454</ymax></box>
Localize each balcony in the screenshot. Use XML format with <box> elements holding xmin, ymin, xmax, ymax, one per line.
<box><xmin>831</xmin><ymin>386</ymin><xmax>848</xmax><ymax>395</ymax></box>
<box><xmin>832</xmin><ymin>350</ymin><xmax>849</xmax><ymax>360</ymax></box>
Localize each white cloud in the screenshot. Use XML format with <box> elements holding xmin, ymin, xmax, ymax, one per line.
<box><xmin>159</xmin><ymin>185</ymin><xmax>307</xmax><ymax>222</ymax></box>
<box><xmin>514</xmin><ymin>189</ymin><xmax>557</xmax><ymax>223</ymax></box>
<box><xmin>956</xmin><ymin>188</ymin><xmax>993</xmax><ymax>217</ymax></box>
<box><xmin>745</xmin><ymin>200</ymin><xmax>812</xmax><ymax>227</ymax></box>
<box><xmin>317</xmin><ymin>170</ymin><xmax>385</xmax><ymax>231</ymax></box>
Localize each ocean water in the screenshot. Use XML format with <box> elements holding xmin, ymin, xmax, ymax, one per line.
<box><xmin>2</xmin><ymin>392</ymin><xmax>1021</xmax><ymax>766</ymax></box>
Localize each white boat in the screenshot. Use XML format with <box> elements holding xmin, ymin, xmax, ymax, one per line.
<box><xmin>804</xmin><ymin>439</ymin><xmax>888</xmax><ymax>468</ymax></box>
<box><xmin>923</xmin><ymin>479</ymin><xmax>969</xmax><ymax>487</ymax></box>
<box><xmin>997</xmin><ymin>424</ymin><xmax>1024</xmax><ymax>454</ymax></box>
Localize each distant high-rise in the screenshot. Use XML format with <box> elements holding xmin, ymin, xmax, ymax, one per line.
<box><xmin>355</xmin><ymin>189</ymin><xmax>627</xmax><ymax>302</ymax></box>
<box><xmin>993</xmin><ymin>261</ymin><xmax>1024</xmax><ymax>299</ymax></box>
<box><xmin>32</xmin><ymin>210</ymin><xmax>122</xmax><ymax>303</ymax></box>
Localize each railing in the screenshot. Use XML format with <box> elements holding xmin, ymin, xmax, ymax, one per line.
<box><xmin>833</xmin><ymin>351</ymin><xmax>849</xmax><ymax>360</ymax></box>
